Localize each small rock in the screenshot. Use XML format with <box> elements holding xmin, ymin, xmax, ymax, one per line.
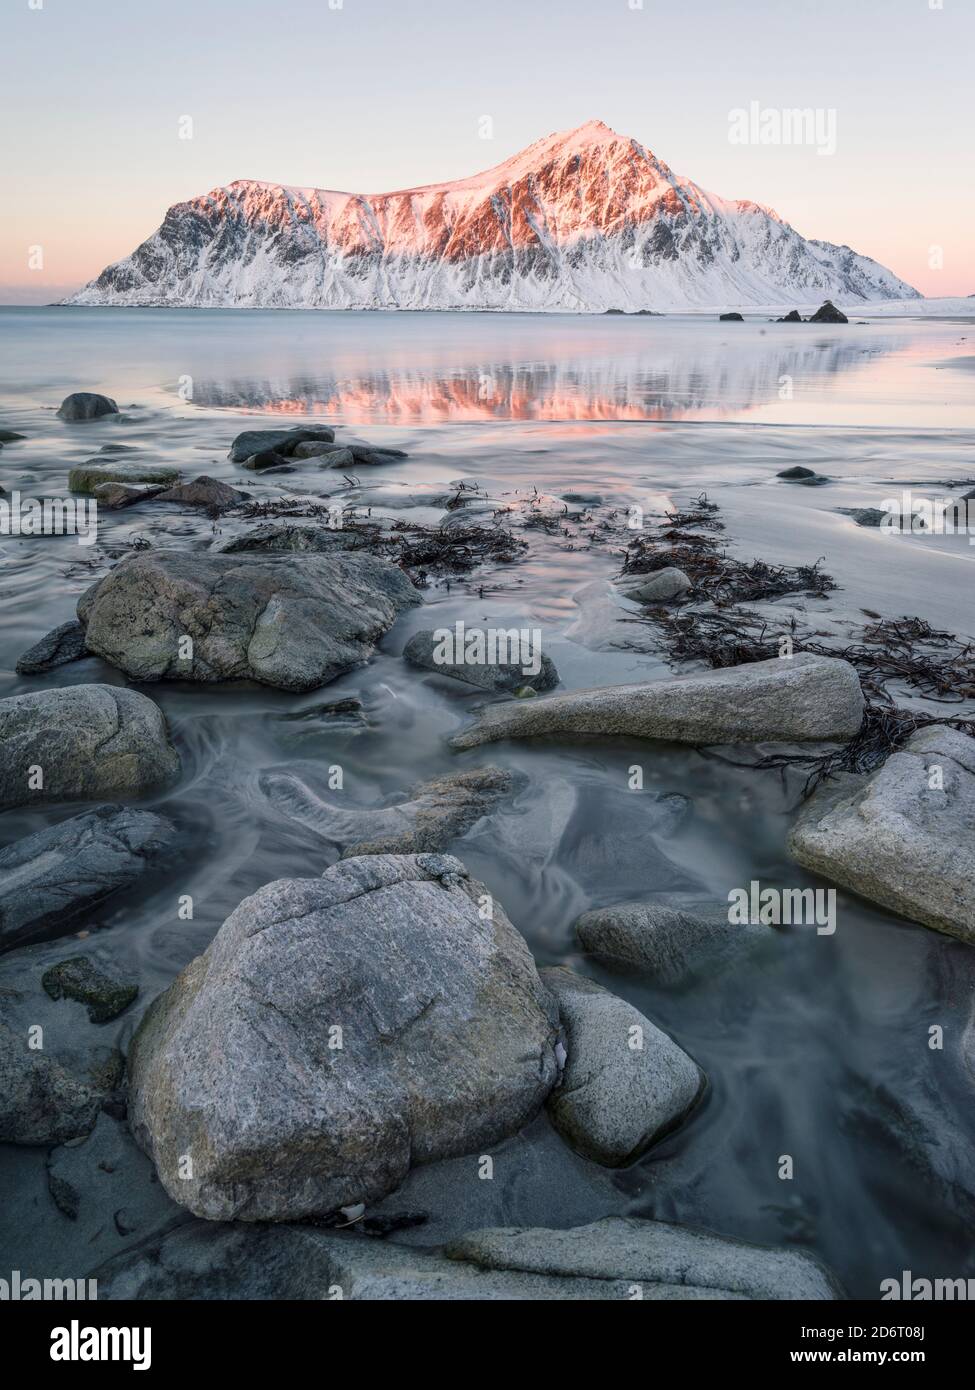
<box><xmin>213</xmin><ymin>523</ymin><xmax>358</xmax><ymax>554</ymax></box>
<box><xmin>56</xmin><ymin>393</ymin><xmax>119</xmax><ymax>422</ymax></box>
<box><xmin>403</xmin><ymin>628</ymin><xmax>559</xmax><ymax>693</ymax></box>
<box><xmin>0</xmin><ymin>1020</ymin><xmax>101</xmax><ymax>1145</ymax></box>
<box><xmin>42</xmin><ymin>956</ymin><xmax>139</xmax><ymax>1024</ymax></box>
<box><xmin>620</xmin><ymin>567</ymin><xmax>692</xmax><ymax>604</ymax></box>
<box><xmin>450</xmin><ymin>653</ymin><xmax>865</xmax><ymax>751</ymax></box>
<box><xmin>776</xmin><ymin>467</ymin><xmax>816</xmax><ymax>479</ymax></box>
<box><xmin>541</xmin><ymin>968</ymin><xmax>704</xmax><ymax>1166</ymax></box>
<box><xmin>240</xmin><ymin>449</ymin><xmax>294</xmax><ymax>471</ymax></box>
<box><xmin>719</xmin><ymin>312</ymin><xmax>744</xmax><ymax>322</ymax></box>
<box><xmin>15</xmin><ymin>620</ymin><xmax>87</xmax><ymax>675</ymax></box>
<box><xmin>575</xmin><ymin>899</ymin><xmax>768</xmax><ymax>984</ymax></box>
<box><xmin>153</xmin><ymin>476</ymin><xmax>249</xmax><ymax>507</ymax></box>
<box><xmin>228</xmin><ymin>426</ymin><xmax>335</xmax><ymax>462</ymax></box>
<box><xmin>92</xmin><ymin>481</ymin><xmax>166</xmax><ymax>509</ymax></box>
<box><xmin>0</xmin><ymin>685</ymin><xmax>180</xmax><ymax>812</ymax></box>
<box><xmin>0</xmin><ymin>429</ymin><xmax>27</xmax><ymax>442</ymax></box>
<box><xmin>809</xmin><ymin>300</ymin><xmax>848</xmax><ymax>324</ymax></box>
<box><xmin>777</xmin><ymin>310</ymin><xmax>803</xmax><ymax>323</ymax></box>
<box><xmin>561</xmin><ymin>492</ymin><xmax>603</xmax><ymax>505</ymax></box>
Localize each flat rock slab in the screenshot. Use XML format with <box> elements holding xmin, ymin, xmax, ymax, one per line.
<box><xmin>541</xmin><ymin>968</ymin><xmax>703</xmax><ymax>1167</ymax></box>
<box><xmin>89</xmin><ymin>1222</ymin><xmax>629</xmax><ymax>1300</ymax></box>
<box><xmin>621</xmin><ymin>567</ymin><xmax>692</xmax><ymax>603</ymax></box>
<box><xmin>127</xmin><ymin>853</ymin><xmax>561</xmax><ymax>1221</ymax></box>
<box><xmin>575</xmin><ymin>899</ymin><xmax>769</xmax><ymax>984</ymax></box>
<box><xmin>790</xmin><ymin>724</ymin><xmax>975</xmax><ymax>943</ymax></box>
<box><xmin>15</xmin><ymin>620</ymin><xmax>87</xmax><ymax>675</ymax></box>
<box><xmin>0</xmin><ymin>804</ymin><xmax>176</xmax><ymax>953</ymax></box>
<box><xmin>403</xmin><ymin>628</ymin><xmax>559</xmax><ymax>693</ymax></box>
<box><xmin>445</xmin><ymin>1217</ymin><xmax>840</xmax><ymax>1299</ymax></box>
<box><xmin>78</xmin><ymin>548</ymin><xmax>420</xmax><ymax>692</ymax></box>
<box><xmin>57</xmin><ymin>393</ymin><xmax>119</xmax><ymax>422</ymax></box>
<box><xmin>228</xmin><ymin>426</ymin><xmax>336</xmax><ymax>461</ymax></box>
<box><xmin>68</xmin><ymin>460</ymin><xmax>180</xmax><ymax>494</ymax></box>
<box><xmin>0</xmin><ymin>685</ymin><xmax>180</xmax><ymax>812</ymax></box>
<box><xmin>260</xmin><ymin>766</ymin><xmax>517</xmax><ymax>856</ymax></box>
<box><xmin>450</xmin><ymin>653</ymin><xmax>864</xmax><ymax>750</ymax></box>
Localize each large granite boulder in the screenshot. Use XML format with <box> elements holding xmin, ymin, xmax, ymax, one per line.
<box><xmin>0</xmin><ymin>685</ymin><xmax>180</xmax><ymax>812</ymax></box>
<box><xmin>56</xmin><ymin>392</ymin><xmax>119</xmax><ymax>422</ymax></box>
<box><xmin>127</xmin><ymin>854</ymin><xmax>561</xmax><ymax>1221</ymax></box>
<box><xmin>0</xmin><ymin>805</ymin><xmax>176</xmax><ymax>953</ymax></box>
<box><xmin>77</xmin><ymin>548</ymin><xmax>421</xmax><ymax>692</ymax></box>
<box><xmin>541</xmin><ymin>968</ymin><xmax>703</xmax><ymax>1166</ymax></box>
<box><xmin>450</xmin><ymin>654</ymin><xmax>864</xmax><ymax>750</ymax></box>
<box><xmin>790</xmin><ymin>724</ymin><xmax>975</xmax><ymax>942</ymax></box>
<box><xmin>445</xmin><ymin>1217</ymin><xmax>840</xmax><ymax>1299</ymax></box>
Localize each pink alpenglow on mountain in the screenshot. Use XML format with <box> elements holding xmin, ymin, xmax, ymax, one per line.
<box><xmin>67</xmin><ymin>120</ymin><xmax>918</xmax><ymax>312</ymax></box>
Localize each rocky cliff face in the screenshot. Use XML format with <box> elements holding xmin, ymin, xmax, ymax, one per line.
<box><xmin>66</xmin><ymin>120</ymin><xmax>918</xmax><ymax>311</ymax></box>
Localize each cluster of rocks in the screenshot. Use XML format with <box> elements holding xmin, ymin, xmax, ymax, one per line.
<box><xmin>228</xmin><ymin>425</ymin><xmax>407</xmax><ymax>472</ymax></box>
<box><xmin>719</xmin><ymin>302</ymin><xmax>849</xmax><ymax>325</ymax></box>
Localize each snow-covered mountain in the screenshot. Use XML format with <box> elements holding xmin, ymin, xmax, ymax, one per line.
<box><xmin>65</xmin><ymin>120</ymin><xmax>919</xmax><ymax>311</ymax></box>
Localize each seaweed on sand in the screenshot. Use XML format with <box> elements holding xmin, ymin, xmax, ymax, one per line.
<box><xmin>622</xmin><ymin>534</ymin><xmax>836</xmax><ymax>606</ymax></box>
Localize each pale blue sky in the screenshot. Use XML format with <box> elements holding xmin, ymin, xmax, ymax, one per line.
<box><xmin>2</xmin><ymin>0</ymin><xmax>972</xmax><ymax>299</ymax></box>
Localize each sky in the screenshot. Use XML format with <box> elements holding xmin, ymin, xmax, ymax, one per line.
<box><xmin>1</xmin><ymin>0</ymin><xmax>972</xmax><ymax>302</ymax></box>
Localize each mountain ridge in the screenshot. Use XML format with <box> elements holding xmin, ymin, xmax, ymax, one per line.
<box><xmin>65</xmin><ymin>120</ymin><xmax>920</xmax><ymax>311</ymax></box>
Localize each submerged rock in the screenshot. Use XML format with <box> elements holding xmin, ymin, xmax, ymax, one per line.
<box><xmin>240</xmin><ymin>449</ymin><xmax>292</xmax><ymax>472</ymax></box>
<box><xmin>575</xmin><ymin>899</ymin><xmax>768</xmax><ymax>984</ymax></box>
<box><xmin>790</xmin><ymin>724</ymin><xmax>975</xmax><ymax>943</ymax></box>
<box><xmin>228</xmin><ymin>425</ymin><xmax>335</xmax><ymax>462</ymax></box>
<box><xmin>261</xmin><ymin>766</ymin><xmax>517</xmax><ymax>856</ymax></box>
<box><xmin>154</xmin><ymin>475</ymin><xmax>249</xmax><ymax>507</ymax></box>
<box><xmin>78</xmin><ymin>548</ymin><xmax>420</xmax><ymax>692</ymax></box>
<box><xmin>403</xmin><ymin>628</ymin><xmax>559</xmax><ymax>693</ymax></box>
<box><xmin>450</xmin><ymin>653</ymin><xmax>865</xmax><ymax>751</ymax></box>
<box><xmin>0</xmin><ymin>804</ymin><xmax>176</xmax><ymax>953</ymax></box>
<box><xmin>620</xmin><ymin>567</ymin><xmax>692</xmax><ymax>604</ymax></box>
<box><xmin>777</xmin><ymin>466</ymin><xmax>816</xmax><ymax>479</ymax></box>
<box><xmin>56</xmin><ymin>392</ymin><xmax>119</xmax><ymax>422</ymax></box>
<box><xmin>68</xmin><ymin>459</ymin><xmax>179</xmax><ymax>494</ymax></box>
<box><xmin>541</xmin><ymin>968</ymin><xmax>703</xmax><ymax>1166</ymax></box>
<box><xmin>42</xmin><ymin>956</ymin><xmax>138</xmax><ymax>1024</ymax></box>
<box><xmin>445</xmin><ymin>1217</ymin><xmax>840</xmax><ymax>1299</ymax></box>
<box><xmin>0</xmin><ymin>1020</ymin><xmax>102</xmax><ymax>1145</ymax></box>
<box><xmin>0</xmin><ymin>428</ymin><xmax>27</xmax><ymax>442</ymax></box>
<box><xmin>809</xmin><ymin>300</ymin><xmax>848</xmax><ymax>324</ymax></box>
<box><xmin>15</xmin><ymin>619</ymin><xmax>86</xmax><ymax>675</ymax></box>
<box><xmin>0</xmin><ymin>685</ymin><xmax>180</xmax><ymax>812</ymax></box>
<box><xmin>127</xmin><ymin>853</ymin><xmax>560</xmax><ymax>1221</ymax></box>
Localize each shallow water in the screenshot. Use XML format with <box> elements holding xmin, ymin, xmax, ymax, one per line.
<box><xmin>1</xmin><ymin>307</ymin><xmax>974</xmax><ymax>1298</ymax></box>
